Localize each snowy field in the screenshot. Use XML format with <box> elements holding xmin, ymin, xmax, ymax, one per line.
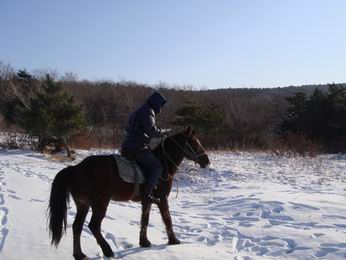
<box><xmin>0</xmin><ymin>148</ymin><xmax>345</xmax><ymax>259</ymax></box>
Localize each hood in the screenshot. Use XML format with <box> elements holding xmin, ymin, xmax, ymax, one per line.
<box><xmin>146</xmin><ymin>91</ymin><xmax>167</xmax><ymax>114</ymax></box>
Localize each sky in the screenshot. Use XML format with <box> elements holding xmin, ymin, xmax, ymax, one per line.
<box><xmin>0</xmin><ymin>0</ymin><xmax>345</xmax><ymax>89</ymax></box>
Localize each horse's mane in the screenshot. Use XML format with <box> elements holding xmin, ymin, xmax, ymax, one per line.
<box><xmin>153</xmin><ymin>132</ymin><xmax>183</xmax><ymax>155</ymax></box>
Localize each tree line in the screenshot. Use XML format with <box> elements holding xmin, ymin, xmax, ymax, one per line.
<box><xmin>0</xmin><ymin>62</ymin><xmax>345</xmax><ymax>154</ymax></box>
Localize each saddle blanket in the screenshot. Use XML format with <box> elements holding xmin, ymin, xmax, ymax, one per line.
<box><xmin>112</xmin><ymin>154</ymin><xmax>145</xmax><ymax>184</ymax></box>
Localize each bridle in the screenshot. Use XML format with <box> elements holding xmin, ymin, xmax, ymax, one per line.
<box><xmin>161</xmin><ymin>135</ymin><xmax>207</xmax><ymax>170</ymax></box>
<box><xmin>159</xmin><ymin>134</ymin><xmax>207</xmax><ymax>198</ymax></box>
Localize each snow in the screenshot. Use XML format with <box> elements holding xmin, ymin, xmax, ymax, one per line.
<box><xmin>0</xmin><ymin>148</ymin><xmax>346</xmax><ymax>259</ymax></box>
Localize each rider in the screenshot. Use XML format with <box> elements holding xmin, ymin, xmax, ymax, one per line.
<box><xmin>121</xmin><ymin>91</ymin><xmax>171</xmax><ymax>203</ymax></box>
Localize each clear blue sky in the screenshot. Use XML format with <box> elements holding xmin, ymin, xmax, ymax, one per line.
<box><xmin>1</xmin><ymin>0</ymin><xmax>345</xmax><ymax>89</ymax></box>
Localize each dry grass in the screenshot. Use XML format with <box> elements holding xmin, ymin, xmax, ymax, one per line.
<box><xmin>49</xmin><ymin>153</ymin><xmax>76</xmax><ymax>162</ymax></box>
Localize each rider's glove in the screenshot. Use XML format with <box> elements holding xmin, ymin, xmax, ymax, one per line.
<box><xmin>161</xmin><ymin>128</ymin><xmax>172</xmax><ymax>137</ymax></box>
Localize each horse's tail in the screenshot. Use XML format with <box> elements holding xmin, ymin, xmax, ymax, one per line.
<box><xmin>47</xmin><ymin>166</ymin><xmax>72</xmax><ymax>247</ymax></box>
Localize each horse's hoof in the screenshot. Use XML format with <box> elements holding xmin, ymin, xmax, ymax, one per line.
<box><xmin>100</xmin><ymin>240</ymin><xmax>114</xmax><ymax>258</ymax></box>
<box><xmin>140</xmin><ymin>238</ymin><xmax>152</xmax><ymax>248</ymax></box>
<box><xmin>104</xmin><ymin>252</ymin><xmax>114</xmax><ymax>258</ymax></box>
<box><xmin>168</xmin><ymin>238</ymin><xmax>181</xmax><ymax>245</ymax></box>
<box><xmin>103</xmin><ymin>247</ymin><xmax>114</xmax><ymax>258</ymax></box>
<box><xmin>73</xmin><ymin>252</ymin><xmax>87</xmax><ymax>260</ymax></box>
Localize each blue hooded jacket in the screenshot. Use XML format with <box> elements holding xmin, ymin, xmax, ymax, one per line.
<box><xmin>121</xmin><ymin>92</ymin><xmax>169</xmax><ymax>152</ymax></box>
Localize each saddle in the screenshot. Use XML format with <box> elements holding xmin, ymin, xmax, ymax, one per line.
<box><xmin>112</xmin><ymin>151</ymin><xmax>145</xmax><ymax>184</ymax></box>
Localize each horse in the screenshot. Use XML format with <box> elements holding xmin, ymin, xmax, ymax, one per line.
<box><xmin>47</xmin><ymin>126</ymin><xmax>210</xmax><ymax>259</ymax></box>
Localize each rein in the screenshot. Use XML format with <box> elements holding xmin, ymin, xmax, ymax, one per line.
<box><xmin>165</xmin><ymin>136</ymin><xmax>207</xmax><ymax>163</ymax></box>
<box><xmin>159</xmin><ymin>135</ymin><xmax>206</xmax><ymax>198</ymax></box>
<box><xmin>160</xmin><ymin>138</ymin><xmax>180</xmax><ymax>198</ymax></box>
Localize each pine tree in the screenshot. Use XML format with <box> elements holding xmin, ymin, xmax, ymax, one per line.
<box><xmin>326</xmin><ymin>84</ymin><xmax>346</xmax><ymax>141</ymax></box>
<box><xmin>283</xmin><ymin>92</ymin><xmax>307</xmax><ymax>134</ymax></box>
<box><xmin>174</xmin><ymin>102</ymin><xmax>224</xmax><ymax>134</ymax></box>
<box><xmin>282</xmin><ymin>85</ymin><xmax>346</xmax><ymax>150</ymax></box>
<box><xmin>8</xmin><ymin>75</ymin><xmax>85</xmax><ymax>155</ymax></box>
<box><xmin>16</xmin><ymin>69</ymin><xmax>33</xmax><ymax>79</ymax></box>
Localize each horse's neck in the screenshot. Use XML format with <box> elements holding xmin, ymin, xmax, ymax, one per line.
<box><xmin>156</xmin><ymin>140</ymin><xmax>184</xmax><ymax>177</ymax></box>
<box><xmin>167</xmin><ymin>150</ymin><xmax>184</xmax><ymax>176</ymax></box>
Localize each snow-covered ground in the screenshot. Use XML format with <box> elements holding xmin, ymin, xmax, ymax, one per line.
<box><xmin>0</xmin><ymin>148</ymin><xmax>345</xmax><ymax>259</ymax></box>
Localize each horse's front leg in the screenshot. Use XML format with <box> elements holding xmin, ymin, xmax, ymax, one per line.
<box><xmin>157</xmin><ymin>198</ymin><xmax>180</xmax><ymax>245</ymax></box>
<box><xmin>139</xmin><ymin>201</ymin><xmax>152</xmax><ymax>247</ymax></box>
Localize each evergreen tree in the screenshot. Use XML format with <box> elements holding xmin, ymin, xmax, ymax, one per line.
<box><xmin>5</xmin><ymin>75</ymin><xmax>85</xmax><ymax>155</ymax></box>
<box><xmin>326</xmin><ymin>84</ymin><xmax>346</xmax><ymax>140</ymax></box>
<box><xmin>282</xmin><ymin>85</ymin><xmax>346</xmax><ymax>150</ymax></box>
<box><xmin>174</xmin><ymin>102</ymin><xmax>224</xmax><ymax>134</ymax></box>
<box><xmin>16</xmin><ymin>69</ymin><xmax>33</xmax><ymax>79</ymax></box>
<box><xmin>305</xmin><ymin>88</ymin><xmax>330</xmax><ymax>140</ymax></box>
<box><xmin>282</xmin><ymin>92</ymin><xmax>307</xmax><ymax>134</ymax></box>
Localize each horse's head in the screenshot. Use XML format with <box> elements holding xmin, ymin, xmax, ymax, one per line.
<box><xmin>174</xmin><ymin>125</ymin><xmax>210</xmax><ymax>168</ymax></box>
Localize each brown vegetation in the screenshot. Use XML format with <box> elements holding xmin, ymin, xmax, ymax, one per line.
<box><xmin>1</xmin><ymin>62</ymin><xmax>345</xmax><ymax>153</ymax></box>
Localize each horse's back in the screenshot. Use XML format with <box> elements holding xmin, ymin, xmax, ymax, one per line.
<box><xmin>68</xmin><ymin>155</ymin><xmax>116</xmax><ymax>198</ymax></box>
<box><xmin>69</xmin><ymin>154</ymin><xmax>136</xmax><ymax>202</ymax></box>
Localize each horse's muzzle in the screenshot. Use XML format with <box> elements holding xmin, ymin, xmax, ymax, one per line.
<box><xmin>197</xmin><ymin>154</ymin><xmax>210</xmax><ymax>168</ymax></box>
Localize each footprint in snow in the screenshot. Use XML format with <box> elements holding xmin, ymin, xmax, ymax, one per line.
<box><xmin>8</xmin><ymin>194</ymin><xmax>21</xmax><ymax>200</ymax></box>
<box><xmin>289</xmin><ymin>202</ymin><xmax>320</xmax><ymax>211</ymax></box>
<box><xmin>105</xmin><ymin>214</ymin><xmax>116</xmax><ymax>220</ymax></box>
<box><xmin>29</xmin><ymin>198</ymin><xmax>45</xmax><ymax>203</ymax></box>
<box><xmin>310</xmin><ymin>233</ymin><xmax>325</xmax><ymax>238</ymax></box>
<box><xmin>0</xmin><ymin>228</ymin><xmax>9</xmax><ymax>253</ymax></box>
<box><xmin>323</xmin><ymin>214</ymin><xmax>346</xmax><ymax>220</ymax></box>
<box><xmin>0</xmin><ymin>207</ymin><xmax>9</xmax><ymax>225</ymax></box>
<box><xmin>333</xmin><ymin>224</ymin><xmax>346</xmax><ymax>228</ymax></box>
<box><xmin>320</xmin><ymin>242</ymin><xmax>346</xmax><ymax>248</ymax></box>
<box><xmin>314</xmin><ymin>243</ymin><xmax>346</xmax><ymax>258</ymax></box>
<box><xmin>0</xmin><ymin>205</ymin><xmax>9</xmax><ymax>253</ymax></box>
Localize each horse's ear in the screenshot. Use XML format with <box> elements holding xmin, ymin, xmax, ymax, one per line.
<box><xmin>184</xmin><ymin>125</ymin><xmax>193</xmax><ymax>136</ymax></box>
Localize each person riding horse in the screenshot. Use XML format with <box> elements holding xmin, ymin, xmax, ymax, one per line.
<box><xmin>121</xmin><ymin>91</ymin><xmax>171</xmax><ymax>204</ymax></box>
<box><xmin>48</xmin><ymin>100</ymin><xmax>210</xmax><ymax>258</ymax></box>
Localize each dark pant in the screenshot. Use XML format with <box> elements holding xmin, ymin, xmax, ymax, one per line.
<box><xmin>132</xmin><ymin>149</ymin><xmax>163</xmax><ymax>196</ymax></box>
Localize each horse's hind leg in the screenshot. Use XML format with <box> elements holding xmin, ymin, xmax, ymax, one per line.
<box><xmin>73</xmin><ymin>203</ymin><xmax>89</xmax><ymax>260</ymax></box>
<box><xmin>89</xmin><ymin>201</ymin><xmax>114</xmax><ymax>258</ymax></box>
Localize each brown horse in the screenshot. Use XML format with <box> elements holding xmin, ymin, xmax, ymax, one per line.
<box><xmin>47</xmin><ymin>126</ymin><xmax>210</xmax><ymax>259</ymax></box>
